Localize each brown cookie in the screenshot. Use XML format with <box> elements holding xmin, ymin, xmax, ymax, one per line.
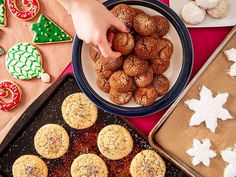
<box><xmin>96</xmin><ymin>56</ymin><xmax>124</xmax><ymax>71</ymax></box>
<box><xmin>109</xmin><ymin>89</ymin><xmax>132</xmax><ymax>105</ymax></box>
<box><xmin>157</xmin><ymin>38</ymin><xmax>174</xmax><ymax>61</ymax></box>
<box><xmin>153</xmin><ymin>15</ymin><xmax>170</xmax><ymax>37</ymax></box>
<box><xmin>131</xmin><ymin>7</ymin><xmax>144</xmax><ymax>17</ymax></box>
<box><xmin>123</xmin><ymin>54</ymin><xmax>148</xmax><ymax>77</ymax></box>
<box><xmin>134</xmin><ymin>37</ymin><xmax>159</xmax><ymax>60</ymax></box>
<box><xmin>111</xmin><ymin>4</ymin><xmax>135</xmax><ymax>29</ymax></box>
<box><xmin>97</xmin><ymin>77</ymin><xmax>111</xmax><ymax>93</ymax></box>
<box><xmin>151</xmin><ymin>58</ymin><xmax>170</xmax><ymax>75</ymax></box>
<box><xmin>90</xmin><ymin>47</ymin><xmax>101</xmax><ymax>62</ymax></box>
<box><xmin>109</xmin><ymin>70</ymin><xmax>133</xmax><ymax>92</ymax></box>
<box><xmin>112</xmin><ymin>32</ymin><xmax>135</xmax><ymax>55</ymax></box>
<box><xmin>153</xmin><ymin>74</ymin><xmax>170</xmax><ymax>96</ymax></box>
<box><xmin>95</xmin><ymin>59</ymin><xmax>113</xmax><ymax>79</ymax></box>
<box><xmin>134</xmin><ymin>86</ymin><xmax>158</xmax><ymax>106</ymax></box>
<box><xmin>133</xmin><ymin>13</ymin><xmax>157</xmax><ymax>36</ymax></box>
<box><xmin>134</xmin><ymin>66</ymin><xmax>154</xmax><ymax>88</ymax></box>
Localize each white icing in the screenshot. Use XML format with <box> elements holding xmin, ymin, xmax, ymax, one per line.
<box><xmin>185</xmin><ymin>85</ymin><xmax>232</xmax><ymax>133</ymax></box>
<box><xmin>186</xmin><ymin>139</ymin><xmax>217</xmax><ymax>167</ymax></box>
<box><xmin>224</xmin><ymin>48</ymin><xmax>236</xmax><ymax>77</ymax></box>
<box><xmin>221</xmin><ymin>145</ymin><xmax>236</xmax><ymax>177</ymax></box>
<box><xmin>40</xmin><ymin>72</ymin><xmax>50</xmax><ymax>83</ymax></box>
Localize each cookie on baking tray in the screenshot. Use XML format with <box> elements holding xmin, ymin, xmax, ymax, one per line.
<box><xmin>61</xmin><ymin>93</ymin><xmax>98</xmax><ymax>130</ymax></box>
<box><xmin>34</xmin><ymin>124</ymin><xmax>69</xmax><ymax>159</ymax></box>
<box><xmin>97</xmin><ymin>124</ymin><xmax>133</xmax><ymax>160</ymax></box>
<box><xmin>130</xmin><ymin>150</ymin><xmax>166</xmax><ymax>177</ymax></box>
<box><xmin>12</xmin><ymin>155</ymin><xmax>48</xmax><ymax>177</ymax></box>
<box><xmin>71</xmin><ymin>153</ymin><xmax>108</xmax><ymax>177</ymax></box>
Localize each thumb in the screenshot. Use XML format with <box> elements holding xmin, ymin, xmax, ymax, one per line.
<box><xmin>111</xmin><ymin>17</ymin><xmax>130</xmax><ymax>33</ymax></box>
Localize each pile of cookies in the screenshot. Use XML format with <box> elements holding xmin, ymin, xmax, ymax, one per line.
<box><xmin>12</xmin><ymin>92</ymin><xmax>166</xmax><ymax>177</ymax></box>
<box><xmin>90</xmin><ymin>4</ymin><xmax>173</xmax><ymax>106</ymax></box>
<box><xmin>181</xmin><ymin>0</ymin><xmax>230</xmax><ymax>25</ymax></box>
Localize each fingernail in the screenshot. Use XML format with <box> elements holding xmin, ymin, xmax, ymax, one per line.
<box><xmin>126</xmin><ymin>27</ymin><xmax>130</xmax><ymax>33</ymax></box>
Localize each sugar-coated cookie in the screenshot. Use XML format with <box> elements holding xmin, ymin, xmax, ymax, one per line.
<box><xmin>34</xmin><ymin>124</ymin><xmax>69</xmax><ymax>159</ymax></box>
<box><xmin>97</xmin><ymin>124</ymin><xmax>133</xmax><ymax>160</ymax></box>
<box><xmin>12</xmin><ymin>155</ymin><xmax>48</xmax><ymax>177</ymax></box>
<box><xmin>71</xmin><ymin>154</ymin><xmax>108</xmax><ymax>177</ymax></box>
<box><xmin>134</xmin><ymin>86</ymin><xmax>158</xmax><ymax>106</ymax></box>
<box><xmin>0</xmin><ymin>80</ymin><xmax>22</xmax><ymax>111</ymax></box>
<box><xmin>5</xmin><ymin>43</ymin><xmax>50</xmax><ymax>82</ymax></box>
<box><xmin>8</xmin><ymin>0</ymin><xmax>40</xmax><ymax>21</ymax></box>
<box><xmin>61</xmin><ymin>93</ymin><xmax>98</xmax><ymax>129</ymax></box>
<box><xmin>109</xmin><ymin>89</ymin><xmax>132</xmax><ymax>105</ymax></box>
<box><xmin>181</xmin><ymin>2</ymin><xmax>206</xmax><ymax>25</ymax></box>
<box><xmin>130</xmin><ymin>150</ymin><xmax>166</xmax><ymax>177</ymax></box>
<box><xmin>195</xmin><ymin>0</ymin><xmax>220</xmax><ymax>10</ymax></box>
<box><xmin>207</xmin><ymin>0</ymin><xmax>230</xmax><ymax>19</ymax></box>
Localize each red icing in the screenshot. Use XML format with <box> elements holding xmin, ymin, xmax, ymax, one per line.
<box><xmin>8</xmin><ymin>0</ymin><xmax>40</xmax><ymax>20</ymax></box>
<box><xmin>0</xmin><ymin>81</ymin><xmax>21</xmax><ymax>111</ymax></box>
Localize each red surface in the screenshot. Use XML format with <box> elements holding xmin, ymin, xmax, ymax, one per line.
<box><xmin>61</xmin><ymin>0</ymin><xmax>232</xmax><ymax>135</ymax></box>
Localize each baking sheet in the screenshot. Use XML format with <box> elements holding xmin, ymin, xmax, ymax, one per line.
<box><xmin>0</xmin><ymin>74</ymin><xmax>186</xmax><ymax>177</ymax></box>
<box><xmin>150</xmin><ymin>26</ymin><xmax>236</xmax><ymax>177</ymax></box>
<box><xmin>170</xmin><ymin>0</ymin><xmax>236</xmax><ymax>28</ymax></box>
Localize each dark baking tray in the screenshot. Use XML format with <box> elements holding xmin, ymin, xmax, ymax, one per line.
<box><xmin>0</xmin><ymin>74</ymin><xmax>187</xmax><ymax>177</ymax></box>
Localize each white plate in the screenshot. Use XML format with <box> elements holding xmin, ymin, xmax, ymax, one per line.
<box><xmin>81</xmin><ymin>5</ymin><xmax>183</xmax><ymax>108</ymax></box>
<box><xmin>170</xmin><ymin>0</ymin><xmax>236</xmax><ymax>28</ymax></box>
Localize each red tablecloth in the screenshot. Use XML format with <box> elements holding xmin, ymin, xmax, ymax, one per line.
<box><xmin>61</xmin><ymin>0</ymin><xmax>232</xmax><ymax>135</ymax></box>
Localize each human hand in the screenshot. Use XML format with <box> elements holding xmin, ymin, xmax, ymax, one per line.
<box><xmin>59</xmin><ymin>0</ymin><xmax>129</xmax><ymax>58</ymax></box>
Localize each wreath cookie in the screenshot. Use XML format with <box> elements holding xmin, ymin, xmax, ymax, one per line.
<box><xmin>7</xmin><ymin>0</ymin><xmax>40</xmax><ymax>21</ymax></box>
<box><xmin>5</xmin><ymin>43</ymin><xmax>50</xmax><ymax>82</ymax></box>
<box><xmin>0</xmin><ymin>80</ymin><xmax>22</xmax><ymax>111</ymax></box>
<box><xmin>0</xmin><ymin>0</ymin><xmax>6</xmax><ymax>26</ymax></box>
<box><xmin>31</xmin><ymin>14</ymin><xmax>72</xmax><ymax>44</ymax></box>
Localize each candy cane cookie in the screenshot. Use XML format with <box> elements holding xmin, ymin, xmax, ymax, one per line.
<box><xmin>7</xmin><ymin>0</ymin><xmax>40</xmax><ymax>21</ymax></box>
<box><xmin>0</xmin><ymin>80</ymin><xmax>22</xmax><ymax>111</ymax></box>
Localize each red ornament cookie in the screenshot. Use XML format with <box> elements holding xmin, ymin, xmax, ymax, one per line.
<box><xmin>7</xmin><ymin>0</ymin><xmax>40</xmax><ymax>21</ymax></box>
<box><xmin>0</xmin><ymin>80</ymin><xmax>22</xmax><ymax>111</ymax></box>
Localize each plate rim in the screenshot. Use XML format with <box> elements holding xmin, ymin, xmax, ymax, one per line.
<box><xmin>72</xmin><ymin>0</ymin><xmax>194</xmax><ymax>117</ymax></box>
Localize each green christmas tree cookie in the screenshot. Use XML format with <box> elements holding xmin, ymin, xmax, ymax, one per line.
<box><xmin>5</xmin><ymin>43</ymin><xmax>50</xmax><ymax>82</ymax></box>
<box><xmin>0</xmin><ymin>0</ymin><xmax>6</xmax><ymax>26</ymax></box>
<box><xmin>31</xmin><ymin>14</ymin><xmax>72</xmax><ymax>44</ymax></box>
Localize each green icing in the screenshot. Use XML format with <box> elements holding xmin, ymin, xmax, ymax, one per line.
<box><xmin>0</xmin><ymin>46</ymin><xmax>4</xmax><ymax>55</ymax></box>
<box><xmin>5</xmin><ymin>43</ymin><xmax>43</xmax><ymax>80</ymax></box>
<box><xmin>31</xmin><ymin>14</ymin><xmax>72</xmax><ymax>44</ymax></box>
<box><xmin>0</xmin><ymin>0</ymin><xmax>6</xmax><ymax>26</ymax></box>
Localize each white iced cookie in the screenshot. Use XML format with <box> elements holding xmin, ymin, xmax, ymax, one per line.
<box><xmin>221</xmin><ymin>145</ymin><xmax>236</xmax><ymax>177</ymax></box>
<box><xmin>181</xmin><ymin>2</ymin><xmax>206</xmax><ymax>25</ymax></box>
<box><xmin>186</xmin><ymin>139</ymin><xmax>217</xmax><ymax>167</ymax></box>
<box><xmin>195</xmin><ymin>0</ymin><xmax>220</xmax><ymax>10</ymax></box>
<box><xmin>185</xmin><ymin>85</ymin><xmax>232</xmax><ymax>133</ymax></box>
<box><xmin>224</xmin><ymin>48</ymin><xmax>236</xmax><ymax>77</ymax></box>
<box><xmin>207</xmin><ymin>0</ymin><xmax>230</xmax><ymax>18</ymax></box>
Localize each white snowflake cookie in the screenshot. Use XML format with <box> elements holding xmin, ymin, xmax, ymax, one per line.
<box><xmin>185</xmin><ymin>85</ymin><xmax>232</xmax><ymax>133</ymax></box>
<box><xmin>221</xmin><ymin>145</ymin><xmax>236</xmax><ymax>177</ymax></box>
<box><xmin>186</xmin><ymin>138</ymin><xmax>217</xmax><ymax>167</ymax></box>
<box><xmin>224</xmin><ymin>48</ymin><xmax>236</xmax><ymax>77</ymax></box>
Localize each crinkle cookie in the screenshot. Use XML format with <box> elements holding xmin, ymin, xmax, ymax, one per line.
<box><xmin>195</xmin><ymin>0</ymin><xmax>220</xmax><ymax>10</ymax></box>
<box><xmin>97</xmin><ymin>124</ymin><xmax>133</xmax><ymax>160</ymax></box>
<box><xmin>109</xmin><ymin>89</ymin><xmax>132</xmax><ymax>105</ymax></box>
<box><xmin>71</xmin><ymin>154</ymin><xmax>108</xmax><ymax>177</ymax></box>
<box><xmin>12</xmin><ymin>155</ymin><xmax>48</xmax><ymax>177</ymax></box>
<box><xmin>207</xmin><ymin>0</ymin><xmax>230</xmax><ymax>18</ymax></box>
<box><xmin>134</xmin><ymin>86</ymin><xmax>158</xmax><ymax>106</ymax></box>
<box><xmin>61</xmin><ymin>93</ymin><xmax>98</xmax><ymax>130</ymax></box>
<box><xmin>130</xmin><ymin>150</ymin><xmax>166</xmax><ymax>177</ymax></box>
<box><xmin>181</xmin><ymin>2</ymin><xmax>206</xmax><ymax>25</ymax></box>
<box><xmin>34</xmin><ymin>124</ymin><xmax>69</xmax><ymax>159</ymax></box>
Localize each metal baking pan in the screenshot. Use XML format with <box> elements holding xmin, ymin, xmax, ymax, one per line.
<box><xmin>0</xmin><ymin>74</ymin><xmax>186</xmax><ymax>177</ymax></box>
<box><xmin>148</xmin><ymin>26</ymin><xmax>236</xmax><ymax>177</ymax></box>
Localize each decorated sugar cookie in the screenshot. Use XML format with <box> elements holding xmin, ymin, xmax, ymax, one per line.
<box><xmin>221</xmin><ymin>145</ymin><xmax>236</xmax><ymax>177</ymax></box>
<box><xmin>186</xmin><ymin>138</ymin><xmax>217</xmax><ymax>167</ymax></box>
<box><xmin>224</xmin><ymin>48</ymin><xmax>236</xmax><ymax>77</ymax></box>
<box><xmin>7</xmin><ymin>0</ymin><xmax>40</xmax><ymax>21</ymax></box>
<box><xmin>5</xmin><ymin>43</ymin><xmax>50</xmax><ymax>82</ymax></box>
<box><xmin>185</xmin><ymin>85</ymin><xmax>232</xmax><ymax>133</ymax></box>
<box><xmin>0</xmin><ymin>46</ymin><xmax>5</xmax><ymax>55</ymax></box>
<box><xmin>0</xmin><ymin>0</ymin><xmax>6</xmax><ymax>26</ymax></box>
<box><xmin>0</xmin><ymin>80</ymin><xmax>22</xmax><ymax>111</ymax></box>
<box><xmin>31</xmin><ymin>14</ymin><xmax>72</xmax><ymax>44</ymax></box>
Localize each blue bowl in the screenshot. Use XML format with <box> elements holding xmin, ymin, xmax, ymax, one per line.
<box><xmin>72</xmin><ymin>0</ymin><xmax>193</xmax><ymax>117</ymax></box>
